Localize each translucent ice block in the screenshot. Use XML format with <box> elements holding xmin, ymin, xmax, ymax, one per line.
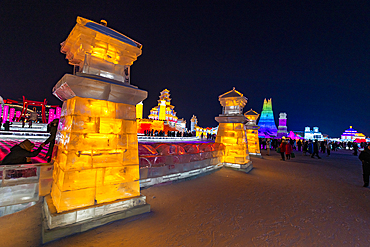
<box><xmin>51</xmin><ymin>183</ymin><xmax>95</xmax><ymax>212</ymax></box>
<box><xmin>99</xmin><ymin>118</ymin><xmax>122</xmax><ymax>134</ymax></box>
<box><xmin>56</xmin><ymin>168</ymin><xmax>99</xmax><ymax>191</ymax></box>
<box><xmin>103</xmin><ymin>166</ymin><xmax>139</xmax><ymax>185</ymax></box>
<box><xmin>95</xmin><ymin>181</ymin><xmax>140</xmax><ymax>204</ymax></box>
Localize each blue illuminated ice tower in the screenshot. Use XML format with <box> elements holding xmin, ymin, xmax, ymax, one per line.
<box><xmin>258</xmin><ymin>98</ymin><xmax>278</xmax><ymax>138</ymax></box>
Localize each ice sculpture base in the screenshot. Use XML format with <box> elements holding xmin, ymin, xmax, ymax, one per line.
<box><xmin>42</xmin><ymin>194</ymin><xmax>150</xmax><ymax>244</ymax></box>
<box><xmin>140</xmin><ymin>163</ymin><xmax>223</xmax><ymax>188</ymax></box>
<box><xmin>249</xmin><ymin>152</ymin><xmax>262</xmax><ymax>156</ymax></box>
<box><xmin>224</xmin><ymin>161</ymin><xmax>253</xmax><ymax>173</ymax></box>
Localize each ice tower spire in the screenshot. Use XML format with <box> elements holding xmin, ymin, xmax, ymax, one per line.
<box><xmin>258</xmin><ymin>98</ymin><xmax>278</xmax><ymax>138</ymax></box>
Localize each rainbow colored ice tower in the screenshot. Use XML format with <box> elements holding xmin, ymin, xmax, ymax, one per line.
<box><xmin>258</xmin><ymin>98</ymin><xmax>278</xmax><ymax>138</ymax></box>
<box><xmin>51</xmin><ymin>17</ymin><xmax>147</xmax><ymax>213</ymax></box>
<box><xmin>215</xmin><ymin>88</ymin><xmax>252</xmax><ymax>169</ymax></box>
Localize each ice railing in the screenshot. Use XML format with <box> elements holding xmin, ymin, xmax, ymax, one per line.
<box><xmin>0</xmin><ymin>163</ymin><xmax>53</xmax><ymax>216</ymax></box>
<box><xmin>138</xmin><ymin>142</ymin><xmax>225</xmax><ymax>183</ymax></box>
<box><xmin>139</xmin><ymin>142</ymin><xmax>225</xmax><ymax>168</ymax></box>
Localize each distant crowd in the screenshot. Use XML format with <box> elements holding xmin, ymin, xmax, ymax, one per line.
<box><xmin>260</xmin><ymin>137</ymin><xmax>363</xmax><ymax>161</ymax></box>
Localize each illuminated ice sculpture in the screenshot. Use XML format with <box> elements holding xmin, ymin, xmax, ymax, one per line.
<box><xmin>43</xmin><ymin>17</ymin><xmax>150</xmax><ymax>243</ymax></box>
<box><xmin>244</xmin><ymin>109</ymin><xmax>261</xmax><ymax>156</ymax></box>
<box><xmin>215</xmin><ymin>88</ymin><xmax>252</xmax><ymax>170</ymax></box>
<box><xmin>277</xmin><ymin>112</ymin><xmax>288</xmax><ymax>138</ymax></box>
<box><xmin>258</xmin><ymin>98</ymin><xmax>277</xmax><ymax>138</ymax></box>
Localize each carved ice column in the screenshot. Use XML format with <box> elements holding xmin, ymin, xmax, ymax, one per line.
<box><xmin>215</xmin><ymin>88</ymin><xmax>252</xmax><ymax>169</ymax></box>
<box><xmin>244</xmin><ymin>109</ymin><xmax>261</xmax><ymax>156</ymax></box>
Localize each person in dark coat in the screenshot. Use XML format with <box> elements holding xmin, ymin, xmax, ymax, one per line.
<box><xmin>3</xmin><ymin>121</ymin><xmax>11</xmax><ymax>131</ymax></box>
<box><xmin>359</xmin><ymin>145</ymin><xmax>370</xmax><ymax>187</ymax></box>
<box><xmin>44</xmin><ymin>118</ymin><xmax>59</xmax><ymax>162</ymax></box>
<box><xmin>297</xmin><ymin>140</ymin><xmax>302</xmax><ymax>151</ymax></box>
<box><xmin>353</xmin><ymin>143</ymin><xmax>359</xmax><ymax>156</ymax></box>
<box><xmin>302</xmin><ymin>141</ymin><xmax>308</xmax><ymax>155</ymax></box>
<box><xmin>1</xmin><ymin>139</ymin><xmax>45</xmax><ymax>165</ymax></box>
<box><xmin>311</xmin><ymin>139</ymin><xmax>321</xmax><ymax>159</ymax></box>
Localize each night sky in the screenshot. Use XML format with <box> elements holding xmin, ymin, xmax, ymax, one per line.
<box><xmin>1</xmin><ymin>1</ymin><xmax>369</xmax><ymax>137</ymax></box>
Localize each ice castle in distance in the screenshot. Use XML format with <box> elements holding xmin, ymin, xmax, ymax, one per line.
<box><xmin>258</xmin><ymin>98</ymin><xmax>278</xmax><ymax>138</ymax></box>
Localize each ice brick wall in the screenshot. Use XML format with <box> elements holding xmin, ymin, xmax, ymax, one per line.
<box><xmin>51</xmin><ymin>96</ymin><xmax>140</xmax><ymax>212</ymax></box>
<box><xmin>246</xmin><ymin>128</ymin><xmax>260</xmax><ymax>154</ymax></box>
<box><xmin>215</xmin><ymin>123</ymin><xmax>250</xmax><ymax>164</ymax></box>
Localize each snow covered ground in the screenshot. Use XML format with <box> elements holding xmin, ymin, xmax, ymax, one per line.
<box><xmin>1</xmin><ymin>149</ymin><xmax>370</xmax><ymax>246</ymax></box>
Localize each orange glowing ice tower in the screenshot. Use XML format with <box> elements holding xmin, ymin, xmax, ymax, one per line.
<box><xmin>215</xmin><ymin>88</ymin><xmax>252</xmax><ymax>169</ymax></box>
<box><xmin>51</xmin><ymin>17</ymin><xmax>147</xmax><ymax>212</ymax></box>
<box><xmin>244</xmin><ymin>109</ymin><xmax>261</xmax><ymax>156</ymax></box>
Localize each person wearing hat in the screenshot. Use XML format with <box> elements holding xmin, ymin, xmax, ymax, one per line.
<box><xmin>1</xmin><ymin>139</ymin><xmax>45</xmax><ymax>165</ymax></box>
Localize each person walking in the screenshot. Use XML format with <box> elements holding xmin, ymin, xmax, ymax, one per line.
<box><xmin>353</xmin><ymin>143</ymin><xmax>359</xmax><ymax>156</ymax></box>
<box><xmin>325</xmin><ymin>141</ymin><xmax>331</xmax><ymax>157</ymax></box>
<box><xmin>285</xmin><ymin>140</ymin><xmax>293</xmax><ymax>160</ymax></box>
<box><xmin>302</xmin><ymin>141</ymin><xmax>308</xmax><ymax>156</ymax></box>
<box><xmin>279</xmin><ymin>140</ymin><xmax>287</xmax><ymax>161</ymax></box>
<box><xmin>266</xmin><ymin>138</ymin><xmax>271</xmax><ymax>156</ymax></box>
<box><xmin>297</xmin><ymin>140</ymin><xmax>302</xmax><ymax>151</ymax></box>
<box><xmin>311</xmin><ymin>139</ymin><xmax>321</xmax><ymax>159</ymax></box>
<box><xmin>359</xmin><ymin>144</ymin><xmax>370</xmax><ymax>187</ymax></box>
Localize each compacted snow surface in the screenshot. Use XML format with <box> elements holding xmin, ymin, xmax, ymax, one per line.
<box><xmin>1</xmin><ymin>149</ymin><xmax>370</xmax><ymax>246</ymax></box>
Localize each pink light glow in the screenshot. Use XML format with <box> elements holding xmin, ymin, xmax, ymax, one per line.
<box><xmin>16</xmin><ymin>111</ymin><xmax>21</xmax><ymax>119</ymax></box>
<box><xmin>9</xmin><ymin>108</ymin><xmax>15</xmax><ymax>122</ymax></box>
<box><xmin>48</xmin><ymin>109</ymin><xmax>55</xmax><ymax>124</ymax></box>
<box><xmin>55</xmin><ymin>107</ymin><xmax>61</xmax><ymax>119</ymax></box>
<box><xmin>2</xmin><ymin>105</ymin><xmax>9</xmax><ymax>123</ymax></box>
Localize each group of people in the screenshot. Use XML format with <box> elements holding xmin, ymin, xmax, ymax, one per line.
<box><xmin>0</xmin><ymin>117</ymin><xmax>12</xmax><ymax>131</ymax></box>
<box><xmin>0</xmin><ymin>118</ymin><xmax>59</xmax><ymax>165</ymax></box>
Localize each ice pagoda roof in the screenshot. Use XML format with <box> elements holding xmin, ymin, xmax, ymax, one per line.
<box><xmin>219</xmin><ymin>87</ymin><xmax>245</xmax><ymax>99</ymax></box>
<box><xmin>342</xmin><ymin>126</ymin><xmax>358</xmax><ymax>136</ymax></box>
<box><xmin>244</xmin><ymin>109</ymin><xmax>259</xmax><ymax>116</ymax></box>
<box><xmin>85</xmin><ymin>22</ymin><xmax>141</xmax><ymax>48</ymax></box>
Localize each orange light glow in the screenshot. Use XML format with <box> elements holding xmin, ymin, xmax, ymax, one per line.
<box><xmin>51</xmin><ymin>96</ymin><xmax>140</xmax><ymax>212</ymax></box>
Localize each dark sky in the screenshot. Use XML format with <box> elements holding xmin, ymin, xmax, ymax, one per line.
<box><xmin>1</xmin><ymin>1</ymin><xmax>369</xmax><ymax>137</ymax></box>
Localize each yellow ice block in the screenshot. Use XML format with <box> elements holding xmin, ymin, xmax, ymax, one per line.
<box><xmin>71</xmin><ymin>116</ymin><xmax>99</xmax><ymax>133</ymax></box>
<box><xmin>99</xmin><ymin>118</ymin><xmax>122</xmax><ymax>134</ymax></box>
<box><xmin>123</xmin><ymin>149</ymin><xmax>139</xmax><ymax>164</ymax></box>
<box><xmin>56</xmin><ymin>168</ymin><xmax>101</xmax><ymax>191</ymax></box>
<box><xmin>92</xmin><ymin>149</ymin><xmax>125</xmax><ymax>168</ymax></box>
<box><xmin>52</xmin><ymin>95</ymin><xmax>141</xmax><ymax>212</ymax></box>
<box><xmin>56</xmin><ymin>149</ymin><xmax>93</xmax><ymax>171</ymax></box>
<box><xmin>123</xmin><ymin>120</ymin><xmax>137</xmax><ymax>134</ymax></box>
<box><xmin>95</xmin><ymin>181</ymin><xmax>140</xmax><ymax>204</ymax></box>
<box><xmin>51</xmin><ymin>183</ymin><xmax>96</xmax><ymax>213</ymax></box>
<box><xmin>103</xmin><ymin>166</ymin><xmax>139</xmax><ymax>185</ymax></box>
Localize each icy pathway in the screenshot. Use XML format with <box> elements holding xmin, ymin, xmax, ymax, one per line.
<box><xmin>2</xmin><ymin>149</ymin><xmax>370</xmax><ymax>246</ymax></box>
